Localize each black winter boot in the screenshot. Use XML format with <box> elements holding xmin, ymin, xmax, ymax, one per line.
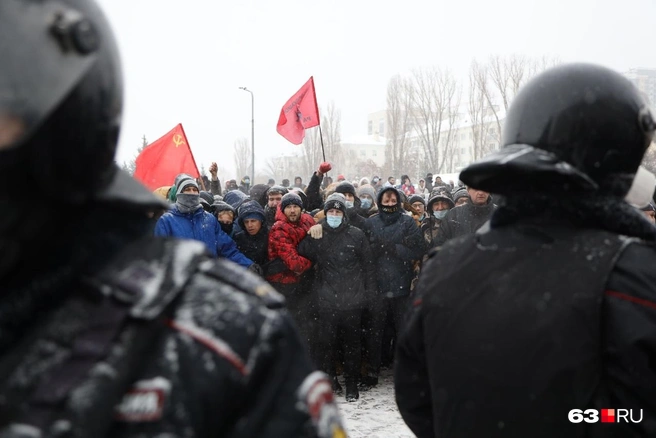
<box><xmin>358</xmin><ymin>375</ymin><xmax>378</xmax><ymax>390</ymax></box>
<box><xmin>345</xmin><ymin>380</ymin><xmax>359</xmax><ymax>402</ymax></box>
<box><xmin>331</xmin><ymin>376</ymin><xmax>343</xmax><ymax>395</ymax></box>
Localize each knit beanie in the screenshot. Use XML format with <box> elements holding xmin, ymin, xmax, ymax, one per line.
<box><xmin>408</xmin><ymin>194</ymin><xmax>426</xmax><ymax>207</ymax></box>
<box><xmin>452</xmin><ymin>186</ymin><xmax>470</xmax><ymax>204</ymax></box>
<box><xmin>280</xmin><ymin>192</ymin><xmax>303</xmax><ymax>211</ymax></box>
<box><xmin>334</xmin><ymin>181</ymin><xmax>357</xmax><ymax>198</ymax></box>
<box><xmin>176</xmin><ymin>179</ymin><xmax>198</xmax><ymax>196</ymax></box>
<box><xmin>357</xmin><ymin>184</ymin><xmax>376</xmax><ymax>202</ymax></box>
<box><xmin>323</xmin><ymin>193</ymin><xmax>347</xmax><ymax>215</ymax></box>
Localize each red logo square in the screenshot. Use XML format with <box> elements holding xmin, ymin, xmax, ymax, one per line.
<box><xmin>601</xmin><ymin>409</ymin><xmax>615</xmax><ymax>423</ymax></box>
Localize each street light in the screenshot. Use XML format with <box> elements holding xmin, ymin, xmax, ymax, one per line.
<box><xmin>239</xmin><ymin>86</ymin><xmax>255</xmax><ymax>184</ymax></box>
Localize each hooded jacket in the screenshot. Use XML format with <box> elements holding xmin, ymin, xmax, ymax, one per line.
<box><xmin>266</xmin><ymin>207</ymin><xmax>316</xmax><ymax>285</ymax></box>
<box><xmin>234</xmin><ymin>201</ymin><xmax>269</xmax><ymax>267</ymax></box>
<box><xmin>363</xmin><ymin>188</ymin><xmax>426</xmax><ymax>298</ymax></box>
<box><xmin>154</xmin><ymin>205</ymin><xmax>253</xmax><ymax>268</ymax></box>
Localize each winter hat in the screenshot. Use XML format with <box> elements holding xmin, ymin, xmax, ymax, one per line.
<box><xmin>266</xmin><ymin>185</ymin><xmax>288</xmax><ymax>197</ymax></box>
<box><xmin>289</xmin><ymin>188</ymin><xmax>309</xmax><ymax>210</ymax></box>
<box><xmin>280</xmin><ymin>192</ymin><xmax>304</xmax><ymax>211</ymax></box>
<box><xmin>357</xmin><ymin>184</ymin><xmax>376</xmax><ymax>202</ymax></box>
<box><xmin>359</xmin><ymin>177</ymin><xmax>370</xmax><ymax>186</ymax></box>
<box><xmin>223</xmin><ymin>189</ymin><xmax>248</xmax><ymax>208</ymax></box>
<box><xmin>408</xmin><ymin>194</ymin><xmax>426</xmax><ymax>207</ymax></box>
<box><xmin>452</xmin><ymin>186</ymin><xmax>470</xmax><ymax>204</ymax></box>
<box><xmin>237</xmin><ymin>200</ymin><xmax>266</xmax><ymax>228</ymax></box>
<box><xmin>176</xmin><ymin>179</ymin><xmax>198</xmax><ymax>196</ymax></box>
<box><xmin>212</xmin><ymin>201</ymin><xmax>236</xmax><ymax>217</ymax></box>
<box><xmin>199</xmin><ymin>191</ymin><xmax>214</xmax><ymax>206</ymax></box>
<box><xmin>428</xmin><ymin>191</ymin><xmax>455</xmax><ymax>210</ymax></box>
<box><xmin>377</xmin><ymin>186</ymin><xmax>401</xmax><ymax>208</ymax></box>
<box><xmin>323</xmin><ymin>193</ymin><xmax>347</xmax><ymax>215</ymax></box>
<box><xmin>249</xmin><ymin>184</ymin><xmax>270</xmax><ymax>207</ymax></box>
<box><xmin>174</xmin><ymin>173</ymin><xmax>194</xmax><ymax>189</ymax></box>
<box><xmin>334</xmin><ymin>181</ymin><xmax>357</xmax><ymax>198</ymax></box>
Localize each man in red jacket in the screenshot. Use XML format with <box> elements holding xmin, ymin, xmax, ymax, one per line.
<box><xmin>267</xmin><ymin>193</ymin><xmax>317</xmax><ymax>341</ymax></box>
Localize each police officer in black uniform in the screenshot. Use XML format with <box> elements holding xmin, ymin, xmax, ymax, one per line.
<box><xmin>395</xmin><ymin>63</ymin><xmax>656</xmax><ymax>438</ymax></box>
<box><xmin>0</xmin><ymin>1</ymin><xmax>344</xmax><ymax>437</ymax></box>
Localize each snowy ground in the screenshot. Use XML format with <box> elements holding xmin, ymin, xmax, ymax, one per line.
<box><xmin>335</xmin><ymin>369</ymin><xmax>416</xmax><ymax>437</ymax></box>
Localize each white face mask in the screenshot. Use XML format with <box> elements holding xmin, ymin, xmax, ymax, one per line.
<box><xmin>345</xmin><ymin>201</ymin><xmax>354</xmax><ymax>209</ymax></box>
<box><xmin>433</xmin><ymin>210</ymin><xmax>448</xmax><ymax>219</ymax></box>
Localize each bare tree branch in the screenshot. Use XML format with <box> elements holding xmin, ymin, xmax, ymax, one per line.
<box><xmin>385</xmin><ymin>74</ymin><xmax>414</xmax><ymax>176</ymax></box>
<box><xmin>233</xmin><ymin>137</ymin><xmax>251</xmax><ymax>180</ymax></box>
<box><xmin>409</xmin><ymin>66</ymin><xmax>460</xmax><ymax>173</ymax></box>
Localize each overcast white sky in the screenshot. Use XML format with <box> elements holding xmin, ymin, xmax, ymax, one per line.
<box><xmin>98</xmin><ymin>0</ymin><xmax>655</xmax><ymax>179</ymax></box>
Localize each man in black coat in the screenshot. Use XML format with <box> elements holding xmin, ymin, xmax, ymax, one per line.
<box><xmin>298</xmin><ymin>194</ymin><xmax>377</xmax><ymax>402</ymax></box>
<box><xmin>0</xmin><ymin>2</ymin><xmax>344</xmax><ymax>436</ymax></box>
<box><xmin>433</xmin><ymin>186</ymin><xmax>495</xmax><ymax>247</ymax></box>
<box><xmin>362</xmin><ymin>187</ymin><xmax>425</xmax><ymax>387</ymax></box>
<box><xmin>395</xmin><ymin>63</ymin><xmax>656</xmax><ymax>438</ymax></box>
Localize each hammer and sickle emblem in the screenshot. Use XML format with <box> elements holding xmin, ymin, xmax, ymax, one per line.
<box><xmin>172</xmin><ymin>134</ymin><xmax>186</xmax><ymax>148</ymax></box>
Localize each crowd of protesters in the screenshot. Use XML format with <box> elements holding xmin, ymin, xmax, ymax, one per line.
<box><xmin>152</xmin><ymin>160</ymin><xmax>656</xmax><ymax>405</ymax></box>
<box><xmin>150</xmin><ymin>160</ymin><xmax>515</xmax><ymax>402</ymax></box>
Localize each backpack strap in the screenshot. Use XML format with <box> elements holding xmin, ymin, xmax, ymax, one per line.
<box><xmin>0</xmin><ymin>237</ymin><xmax>208</xmax><ymax>438</ymax></box>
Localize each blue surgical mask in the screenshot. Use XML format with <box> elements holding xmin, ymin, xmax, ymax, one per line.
<box><xmin>433</xmin><ymin>210</ymin><xmax>448</xmax><ymax>219</ymax></box>
<box><xmin>326</xmin><ymin>216</ymin><xmax>343</xmax><ymax>228</ymax></box>
<box><xmin>345</xmin><ymin>200</ymin><xmax>354</xmax><ymax>209</ymax></box>
<box><xmin>361</xmin><ymin>199</ymin><xmax>372</xmax><ymax>209</ymax></box>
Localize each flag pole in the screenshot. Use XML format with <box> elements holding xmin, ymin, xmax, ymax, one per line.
<box><xmin>318</xmin><ymin>125</ymin><xmax>326</xmax><ymax>163</ymax></box>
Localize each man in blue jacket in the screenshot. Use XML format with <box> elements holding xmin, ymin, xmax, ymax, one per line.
<box><xmin>155</xmin><ymin>180</ymin><xmax>255</xmax><ymax>269</ymax></box>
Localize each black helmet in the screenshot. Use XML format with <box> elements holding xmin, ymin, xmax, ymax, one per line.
<box><xmin>0</xmin><ymin>0</ymin><xmax>163</xmax><ymax>207</ymax></box>
<box><xmin>461</xmin><ymin>63</ymin><xmax>656</xmax><ymax>197</ymax></box>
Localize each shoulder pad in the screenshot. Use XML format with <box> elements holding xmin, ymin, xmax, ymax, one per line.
<box><xmin>93</xmin><ymin>238</ymin><xmax>208</xmax><ymax>320</ymax></box>
<box><xmin>198</xmin><ymin>259</ymin><xmax>286</xmax><ymax>309</ymax></box>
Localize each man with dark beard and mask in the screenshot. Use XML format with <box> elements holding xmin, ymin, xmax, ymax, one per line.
<box><xmin>155</xmin><ymin>180</ymin><xmax>255</xmax><ymax>269</ymax></box>
<box><xmin>395</xmin><ymin>63</ymin><xmax>656</xmax><ymax>438</ymax></box>
<box><xmin>0</xmin><ymin>1</ymin><xmax>345</xmax><ymax>436</ymax></box>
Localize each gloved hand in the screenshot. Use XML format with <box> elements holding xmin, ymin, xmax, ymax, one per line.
<box><xmin>247</xmin><ymin>263</ymin><xmax>264</xmax><ymax>276</ymax></box>
<box><xmin>308</xmin><ymin>224</ymin><xmax>323</xmax><ymax>239</ymax></box>
<box><xmin>318</xmin><ymin>162</ymin><xmax>332</xmax><ymax>174</ymax></box>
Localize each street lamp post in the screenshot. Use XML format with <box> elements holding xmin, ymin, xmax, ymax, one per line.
<box><xmin>239</xmin><ymin>87</ymin><xmax>255</xmax><ymax>184</ymax></box>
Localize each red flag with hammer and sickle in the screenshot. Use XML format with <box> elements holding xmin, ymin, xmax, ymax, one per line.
<box><xmin>276</xmin><ymin>76</ymin><xmax>320</xmax><ymax>145</ymax></box>
<box><xmin>134</xmin><ymin>123</ymin><xmax>200</xmax><ymax>191</ymax></box>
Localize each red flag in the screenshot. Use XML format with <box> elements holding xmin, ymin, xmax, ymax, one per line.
<box><xmin>276</xmin><ymin>76</ymin><xmax>320</xmax><ymax>145</ymax></box>
<box><xmin>134</xmin><ymin>123</ymin><xmax>200</xmax><ymax>191</ymax></box>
